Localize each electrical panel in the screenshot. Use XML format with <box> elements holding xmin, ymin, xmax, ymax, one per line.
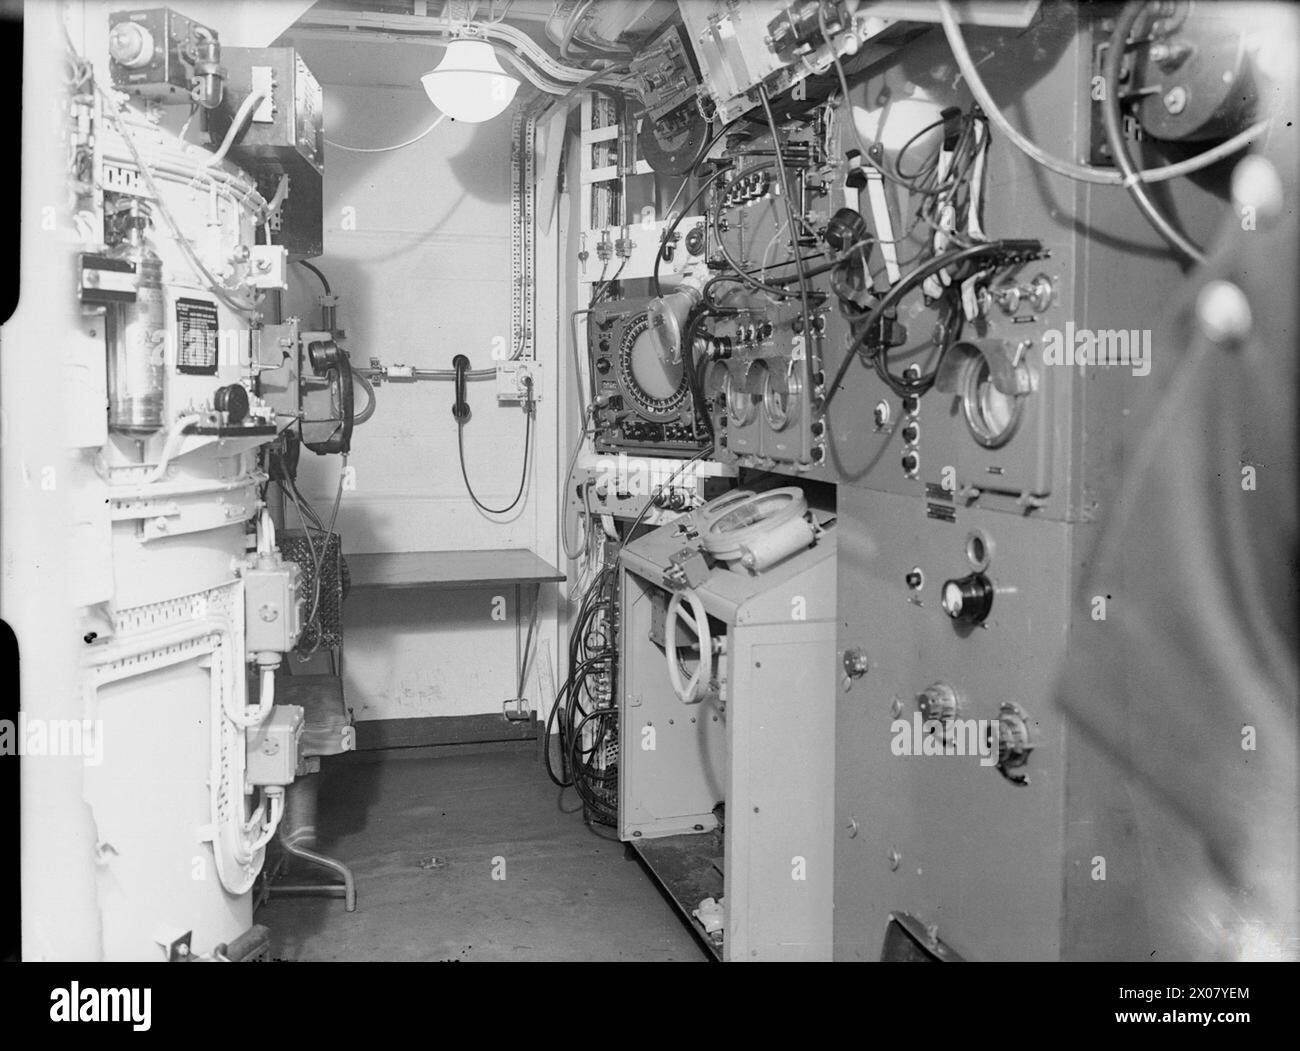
<box><xmin>676</xmin><ymin>0</ymin><xmax>911</xmax><ymax>125</ymax></box>
<box><xmin>211</xmin><ymin>47</ymin><xmax>325</xmax><ymax>259</ymax></box>
<box><xmin>578</xmin><ymin>216</ymin><xmax>706</xmax><ymax>286</ymax></box>
<box><xmin>107</xmin><ymin>7</ymin><xmax>223</xmax><ymax>107</ymax></box>
<box><xmin>599</xmin><ymin>0</ymin><xmax>1247</xmax><ymax>963</ymax></box>
<box><xmin>588</xmin><ymin>298</ymin><xmax>712</xmax><ymax>455</ymax></box>
<box><xmin>823</xmin><ymin>7</ymin><xmax>1231</xmax><ymax>961</ymax></box>
<box><xmin>696</xmin><ymin>112</ymin><xmax>1052</xmax><ymax>499</ymax></box>
<box><xmin>631</xmin><ymin>21</ymin><xmax>702</xmax><ymax>125</ymax></box>
<box><xmin>566</xmin><ymin>459</ymin><xmax>734</xmax><ymax>528</ymax></box>
<box><xmin>630</xmin><ymin>21</ymin><xmax>709</xmax><ymax>175</ymax></box>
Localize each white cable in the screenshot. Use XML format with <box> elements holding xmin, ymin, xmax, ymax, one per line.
<box><xmin>327</xmin><ymin>111</ymin><xmax>447</xmax><ymax>153</ymax></box>
<box><xmin>237</xmin><ymin>788</ymin><xmax>284</xmax><ymax>861</ymax></box>
<box><xmin>199</xmin><ymin>90</ymin><xmax>267</xmax><ymax>168</ymax></box>
<box><xmin>104</xmin><ymin>150</ymin><xmax>268</xmax><ymax>214</ymax></box>
<box><xmin>297</xmin><ymin>11</ymin><xmax>595</xmax><ymax>83</ymax></box>
<box><xmin>561</xmin><ymin>408</ymin><xmax>597</xmax><ymax>562</ymax></box>
<box><xmin>82</xmin><ymin>615</ymin><xmax>232</xmax><ymax>672</ymax></box>
<box><xmin>101</xmin><ymin>131</ymin><xmax>267</xmax><ymax>212</ymax></box>
<box><xmin>936</xmin><ymin>0</ymin><xmax>1269</xmax><ymax>186</ymax></box>
<box><xmin>223</xmin><ymin>665</ymin><xmax>276</xmax><ymax>729</ymax></box>
<box><xmin>257</xmin><ymin>507</ymin><xmax>276</xmax><ymax>557</ymax></box>
<box><xmin>125</xmin><ymin>414</ymin><xmax>204</xmax><ymax>486</ymax></box>
<box><xmin>495</xmin><ymin>46</ymin><xmax>595</xmax><ymax>96</ymax></box>
<box><xmin>265</xmin><ymin>174</ymin><xmax>290</xmax><ymax>217</ymax></box>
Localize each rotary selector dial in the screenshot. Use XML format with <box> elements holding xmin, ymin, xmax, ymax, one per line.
<box><xmin>989</xmin><ymin>702</ymin><xmax>1035</xmax><ymax>785</ymax></box>
<box><xmin>941</xmin><ymin>572</ymin><xmax>994</xmax><ymax>624</ymax></box>
<box><xmin>916</xmin><ymin>682</ymin><xmax>960</xmax><ymax>723</ymax></box>
<box><xmin>615</xmin><ymin>312</ymin><xmax>690</xmax><ymax>422</ymax></box>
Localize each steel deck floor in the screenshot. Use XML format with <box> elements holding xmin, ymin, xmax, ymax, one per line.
<box><xmin>257</xmin><ymin>745</ymin><xmax>709</xmax><ymax>962</ymax></box>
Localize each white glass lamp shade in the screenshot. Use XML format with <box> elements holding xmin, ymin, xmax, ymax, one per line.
<box><xmin>421</xmin><ymin>40</ymin><xmax>520</xmax><ymax>124</ymax></box>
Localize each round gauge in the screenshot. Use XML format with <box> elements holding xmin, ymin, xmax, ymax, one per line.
<box><xmin>728</xmin><ymin>361</ymin><xmax>764</xmax><ymax>426</ymax></box>
<box><xmin>703</xmin><ymin>359</ymin><xmax>730</xmax><ymax>419</ymax></box>
<box><xmin>109</xmin><ymin>21</ymin><xmax>155</xmax><ymax>68</ymax></box>
<box><xmin>724</xmin><ymin>365</ymin><xmax>757</xmax><ymax>426</ymax></box>
<box><xmin>703</xmin><ymin>359</ymin><xmax>729</xmax><ymax>397</ymax></box>
<box><xmin>616</xmin><ymin>312</ymin><xmax>689</xmax><ymax>422</ymax></box>
<box><xmin>762</xmin><ymin>359</ymin><xmax>802</xmax><ymax>432</ymax></box>
<box><xmin>961</xmin><ymin>356</ymin><xmax>1023</xmax><ymax>448</ymax></box>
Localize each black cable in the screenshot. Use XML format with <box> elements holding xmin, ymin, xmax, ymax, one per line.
<box><xmin>619</xmin><ymin>445</ymin><xmax>713</xmax><ymax>548</ymax></box>
<box><xmin>894</xmin><ymin>117</ymin><xmax>947</xmax><ymax>182</ymax></box>
<box><xmin>297</xmin><ymin>259</ymin><xmax>331</xmax><ymax>295</ymax></box>
<box><xmin>651</xmin><ymin>169</ymin><xmax>729</xmax><ymax>300</ymax></box>
<box><xmin>891</xmin><ymin>112</ymin><xmax>981</xmax><ymax>196</ymax></box>
<box><xmin>457</xmin><ymin>408</ymin><xmax>532</xmax><ymax>515</ymax></box>
<box><xmin>651</xmin><ymin>161</ymin><xmax>777</xmax><ymax>299</ymax></box>
<box><xmin>682</xmin><ymin>306</ymin><xmax>739</xmax><ymax>440</ymax></box>
<box><xmin>824</xmin><ymin>240</ymin><xmax>1023</xmax><ymax>409</ymax></box>
<box><xmin>701</xmin><ymin>251</ymin><xmax>834</xmax><ymax>305</ymax></box>
<box><xmin>872</xmin><ymin>291</ymin><xmax>961</xmax><ymax>399</ymax></box>
<box><xmin>546</xmin><ymin>563</ymin><xmax>617</xmax><ymax>789</ymax></box>
<box><xmin>589</xmin><ymin>257</ymin><xmax>627</xmax><ymax>305</ymax></box>
<box><xmin>569</xmin><ymin>711</ymin><xmax>620</xmax><ymax>813</ymax></box>
<box><xmin>708</xmin><ymin>201</ymin><xmax>805</xmax><ymax>301</ymax></box>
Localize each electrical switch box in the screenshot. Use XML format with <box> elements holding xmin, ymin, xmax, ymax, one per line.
<box><xmin>497</xmin><ymin>360</ymin><xmax>542</xmax><ymax>403</ymax></box>
<box><xmin>108</xmin><ymin>7</ymin><xmax>218</xmax><ymax>104</ymax></box>
<box><xmin>243</xmin><ymin>560</ymin><xmax>303</xmax><ymax>654</ymax></box>
<box><xmin>210</xmin><ymin>46</ymin><xmax>325</xmax><ymax>259</ymax></box>
<box><xmin>246</xmin><ymin>704</ymin><xmax>304</xmax><ymax>787</ymax></box>
<box><xmin>247</xmin><ymin>245</ymin><xmax>288</xmax><ymax>290</ymax></box>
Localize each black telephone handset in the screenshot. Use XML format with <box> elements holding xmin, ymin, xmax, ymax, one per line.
<box><xmin>302</xmin><ymin>337</ymin><xmax>355</xmax><ymax>456</ymax></box>
<box><xmin>332</xmin><ymin>351</ymin><xmax>355</xmax><ymax>454</ymax></box>
<box><xmin>452</xmin><ymin>354</ymin><xmax>471</xmax><ymax>422</ymax></box>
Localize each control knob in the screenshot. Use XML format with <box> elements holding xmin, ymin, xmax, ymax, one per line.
<box><xmin>940</xmin><ymin>573</ymin><xmax>994</xmax><ymax>624</ymax></box>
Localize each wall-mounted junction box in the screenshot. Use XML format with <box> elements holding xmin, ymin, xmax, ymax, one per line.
<box><xmin>243</xmin><ymin>560</ymin><xmax>303</xmax><ymax>654</ymax></box>
<box><xmin>246</xmin><ymin>704</ymin><xmax>304</xmax><ymax>787</ymax></box>
<box><xmin>497</xmin><ymin>360</ymin><xmax>542</xmax><ymax>403</ymax></box>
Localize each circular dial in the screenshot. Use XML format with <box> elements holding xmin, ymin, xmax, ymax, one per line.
<box><xmin>109</xmin><ymin>22</ymin><xmax>156</xmax><ymax>68</ymax></box>
<box><xmin>961</xmin><ymin>356</ymin><xmax>1024</xmax><ymax>448</ymax></box>
<box><xmin>941</xmin><ymin>573</ymin><xmax>995</xmax><ymax>624</ymax></box>
<box><xmin>762</xmin><ymin>359</ymin><xmax>801</xmax><ymax>432</ymax></box>
<box><xmin>615</xmin><ymin>313</ymin><xmax>689</xmax><ymax>422</ymax></box>
<box><xmin>703</xmin><ymin>360</ymin><xmax>729</xmax><ymax>404</ymax></box>
<box><xmin>724</xmin><ymin>366</ymin><xmax>757</xmax><ymax>426</ymax></box>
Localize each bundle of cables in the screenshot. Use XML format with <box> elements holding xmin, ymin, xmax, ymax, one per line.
<box><xmin>824</xmin><ymin>105</ymin><xmax>998</xmax><ymax>404</ymax></box>
<box><xmin>546</xmin><ymin>558</ymin><xmax>620</xmax><ymax>827</ymax></box>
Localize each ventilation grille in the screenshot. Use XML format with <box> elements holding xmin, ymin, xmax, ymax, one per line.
<box><xmin>279</xmin><ymin>530</ymin><xmax>346</xmax><ymax>651</ymax></box>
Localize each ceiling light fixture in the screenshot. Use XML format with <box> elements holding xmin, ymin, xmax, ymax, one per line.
<box><xmin>421</xmin><ymin>39</ymin><xmax>520</xmax><ymax>124</ymax></box>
